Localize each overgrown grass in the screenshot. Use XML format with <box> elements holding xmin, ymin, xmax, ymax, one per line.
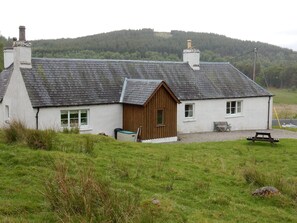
<box><xmin>269</xmin><ymin>88</ymin><xmax>297</xmax><ymax>119</ymax></box>
<box><xmin>0</xmin><ymin>128</ymin><xmax>296</xmax><ymax>222</ymax></box>
<box><xmin>3</xmin><ymin>120</ymin><xmax>56</xmax><ymax>150</ymax></box>
<box><xmin>44</xmin><ymin>162</ymin><xmax>149</xmax><ymax>222</ymax></box>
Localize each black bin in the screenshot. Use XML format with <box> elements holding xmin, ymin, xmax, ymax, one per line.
<box><xmin>114</xmin><ymin>128</ymin><xmax>123</xmax><ymax>139</ymax></box>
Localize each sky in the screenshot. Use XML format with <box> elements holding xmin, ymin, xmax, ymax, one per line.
<box><xmin>1</xmin><ymin>0</ymin><xmax>297</xmax><ymax>51</ymax></box>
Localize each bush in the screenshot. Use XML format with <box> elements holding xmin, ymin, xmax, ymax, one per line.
<box><xmin>81</xmin><ymin>135</ymin><xmax>96</xmax><ymax>154</ymax></box>
<box><xmin>243</xmin><ymin>166</ymin><xmax>297</xmax><ymax>199</ymax></box>
<box><xmin>3</xmin><ymin>120</ymin><xmax>27</xmax><ymax>143</ymax></box>
<box><xmin>25</xmin><ymin>129</ymin><xmax>56</xmax><ymax>150</ymax></box>
<box><xmin>62</xmin><ymin>127</ymin><xmax>80</xmax><ymax>134</ymax></box>
<box><xmin>243</xmin><ymin>167</ymin><xmax>267</xmax><ymax>186</ymax></box>
<box><xmin>2</xmin><ymin>120</ymin><xmax>56</xmax><ymax>150</ymax></box>
<box><xmin>44</xmin><ymin>162</ymin><xmax>148</xmax><ymax>222</ymax></box>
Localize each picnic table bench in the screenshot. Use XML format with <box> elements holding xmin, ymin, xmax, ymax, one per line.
<box><xmin>214</xmin><ymin>121</ymin><xmax>231</xmax><ymax>132</ymax></box>
<box><xmin>247</xmin><ymin>132</ymin><xmax>279</xmax><ymax>144</ymax></box>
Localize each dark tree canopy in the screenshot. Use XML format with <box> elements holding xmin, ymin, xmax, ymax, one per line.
<box><xmin>1</xmin><ymin>29</ymin><xmax>297</xmax><ymax>88</ymax></box>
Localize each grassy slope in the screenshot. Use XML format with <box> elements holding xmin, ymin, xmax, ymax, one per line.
<box><xmin>0</xmin><ymin>132</ymin><xmax>296</xmax><ymax>222</ymax></box>
<box><xmin>269</xmin><ymin>88</ymin><xmax>297</xmax><ymax>119</ymax></box>
<box><xmin>269</xmin><ymin>88</ymin><xmax>297</xmax><ymax>105</ymax></box>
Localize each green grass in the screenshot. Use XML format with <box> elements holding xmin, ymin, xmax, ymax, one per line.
<box><xmin>269</xmin><ymin>88</ymin><xmax>297</xmax><ymax>104</ymax></box>
<box><xmin>269</xmin><ymin>88</ymin><xmax>297</xmax><ymax>118</ymax></box>
<box><xmin>0</xmin><ymin>130</ymin><xmax>296</xmax><ymax>222</ymax></box>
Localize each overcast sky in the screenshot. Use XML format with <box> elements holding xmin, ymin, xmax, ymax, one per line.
<box><xmin>1</xmin><ymin>0</ymin><xmax>297</xmax><ymax>51</ymax></box>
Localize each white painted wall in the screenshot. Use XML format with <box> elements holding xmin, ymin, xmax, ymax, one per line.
<box><xmin>14</xmin><ymin>46</ymin><xmax>32</xmax><ymax>68</ymax></box>
<box><xmin>0</xmin><ymin>104</ymin><xmax>3</xmax><ymax>126</ymax></box>
<box><xmin>1</xmin><ymin>65</ymin><xmax>36</xmax><ymax>128</ymax></box>
<box><xmin>38</xmin><ymin>104</ymin><xmax>123</xmax><ymax>136</ymax></box>
<box><xmin>177</xmin><ymin>97</ymin><xmax>272</xmax><ymax>133</ymax></box>
<box><xmin>4</xmin><ymin>48</ymin><xmax>14</xmax><ymax>69</ymax></box>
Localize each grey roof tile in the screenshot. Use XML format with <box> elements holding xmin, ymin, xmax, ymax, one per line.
<box><xmin>120</xmin><ymin>79</ymin><xmax>162</xmax><ymax>105</ymax></box>
<box><xmin>0</xmin><ymin>66</ymin><xmax>13</xmax><ymax>102</ymax></box>
<box><xmin>0</xmin><ymin>58</ymin><xmax>272</xmax><ymax>108</ymax></box>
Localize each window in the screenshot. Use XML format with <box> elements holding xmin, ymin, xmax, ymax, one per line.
<box><xmin>185</xmin><ymin>104</ymin><xmax>194</xmax><ymax>118</ymax></box>
<box><xmin>157</xmin><ymin>109</ymin><xmax>164</xmax><ymax>126</ymax></box>
<box><xmin>61</xmin><ymin>110</ymin><xmax>89</xmax><ymax>128</ymax></box>
<box><xmin>5</xmin><ymin>105</ymin><xmax>9</xmax><ymax>120</ymax></box>
<box><xmin>226</xmin><ymin>101</ymin><xmax>242</xmax><ymax>115</ymax></box>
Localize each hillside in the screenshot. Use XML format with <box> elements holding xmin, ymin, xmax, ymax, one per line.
<box><xmin>1</xmin><ymin>29</ymin><xmax>297</xmax><ymax>87</ymax></box>
<box><xmin>0</xmin><ymin>125</ymin><xmax>296</xmax><ymax>222</ymax></box>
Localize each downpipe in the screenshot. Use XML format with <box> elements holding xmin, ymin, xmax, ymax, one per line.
<box><xmin>267</xmin><ymin>96</ymin><xmax>271</xmax><ymax>129</ymax></box>
<box><xmin>35</xmin><ymin>108</ymin><xmax>40</xmax><ymax>130</ymax></box>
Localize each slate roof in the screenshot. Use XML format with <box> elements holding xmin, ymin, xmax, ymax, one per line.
<box><xmin>120</xmin><ymin>79</ymin><xmax>163</xmax><ymax>105</ymax></box>
<box><xmin>0</xmin><ymin>58</ymin><xmax>272</xmax><ymax>108</ymax></box>
<box><xmin>196</xmin><ymin>62</ymin><xmax>271</xmax><ymax>99</ymax></box>
<box><xmin>0</xmin><ymin>65</ymin><xmax>13</xmax><ymax>102</ymax></box>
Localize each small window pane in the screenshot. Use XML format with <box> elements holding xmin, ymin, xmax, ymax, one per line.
<box><xmin>61</xmin><ymin>111</ymin><xmax>68</xmax><ymax>127</ymax></box>
<box><xmin>231</xmin><ymin>101</ymin><xmax>236</xmax><ymax>114</ymax></box>
<box><xmin>226</xmin><ymin>102</ymin><xmax>230</xmax><ymax>114</ymax></box>
<box><xmin>80</xmin><ymin>110</ymin><xmax>88</xmax><ymax>125</ymax></box>
<box><xmin>237</xmin><ymin>101</ymin><xmax>242</xmax><ymax>113</ymax></box>
<box><xmin>157</xmin><ymin>109</ymin><xmax>164</xmax><ymax>125</ymax></box>
<box><xmin>70</xmin><ymin>110</ymin><xmax>79</xmax><ymax>127</ymax></box>
<box><xmin>185</xmin><ymin>104</ymin><xmax>194</xmax><ymax>118</ymax></box>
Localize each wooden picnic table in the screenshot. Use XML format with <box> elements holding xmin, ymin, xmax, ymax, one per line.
<box><xmin>247</xmin><ymin>131</ymin><xmax>279</xmax><ymax>143</ymax></box>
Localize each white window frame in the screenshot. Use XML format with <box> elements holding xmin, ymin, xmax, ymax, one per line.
<box><xmin>185</xmin><ymin>103</ymin><xmax>195</xmax><ymax>119</ymax></box>
<box><xmin>60</xmin><ymin>109</ymin><xmax>89</xmax><ymax>129</ymax></box>
<box><xmin>226</xmin><ymin>100</ymin><xmax>242</xmax><ymax>116</ymax></box>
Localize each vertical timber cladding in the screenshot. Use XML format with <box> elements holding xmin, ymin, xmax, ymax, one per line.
<box><xmin>123</xmin><ymin>85</ymin><xmax>178</xmax><ymax>140</ymax></box>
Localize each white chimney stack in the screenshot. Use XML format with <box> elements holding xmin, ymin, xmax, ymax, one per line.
<box><xmin>4</xmin><ymin>47</ymin><xmax>14</xmax><ymax>68</ymax></box>
<box><xmin>183</xmin><ymin>40</ymin><xmax>200</xmax><ymax>70</ymax></box>
<box><xmin>3</xmin><ymin>26</ymin><xmax>32</xmax><ymax>69</ymax></box>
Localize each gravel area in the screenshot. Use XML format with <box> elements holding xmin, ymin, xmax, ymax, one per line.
<box><xmin>178</xmin><ymin>129</ymin><xmax>297</xmax><ymax>143</ymax></box>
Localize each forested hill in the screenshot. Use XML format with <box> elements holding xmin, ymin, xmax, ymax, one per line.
<box><xmin>1</xmin><ymin>29</ymin><xmax>297</xmax><ymax>88</ymax></box>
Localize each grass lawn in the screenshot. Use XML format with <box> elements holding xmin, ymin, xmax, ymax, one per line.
<box><xmin>269</xmin><ymin>88</ymin><xmax>297</xmax><ymax>105</ymax></box>
<box><xmin>0</xmin><ymin>131</ymin><xmax>296</xmax><ymax>222</ymax></box>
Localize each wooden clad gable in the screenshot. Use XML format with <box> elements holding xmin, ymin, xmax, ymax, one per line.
<box><xmin>121</xmin><ymin>79</ymin><xmax>179</xmax><ymax>140</ymax></box>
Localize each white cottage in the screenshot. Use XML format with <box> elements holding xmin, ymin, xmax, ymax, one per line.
<box><xmin>0</xmin><ymin>27</ymin><xmax>273</xmax><ymax>142</ymax></box>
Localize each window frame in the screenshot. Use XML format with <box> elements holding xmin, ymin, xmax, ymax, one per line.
<box><xmin>60</xmin><ymin>109</ymin><xmax>89</xmax><ymax>129</ymax></box>
<box><xmin>226</xmin><ymin>100</ymin><xmax>242</xmax><ymax>116</ymax></box>
<box><xmin>185</xmin><ymin>103</ymin><xmax>195</xmax><ymax>119</ymax></box>
<box><xmin>5</xmin><ymin>105</ymin><xmax>10</xmax><ymax>120</ymax></box>
<box><xmin>156</xmin><ymin>109</ymin><xmax>165</xmax><ymax>126</ymax></box>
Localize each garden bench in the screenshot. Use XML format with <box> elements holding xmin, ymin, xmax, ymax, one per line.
<box><xmin>214</xmin><ymin>121</ymin><xmax>231</xmax><ymax>132</ymax></box>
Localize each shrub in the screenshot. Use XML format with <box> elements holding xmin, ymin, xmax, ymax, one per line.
<box><xmin>25</xmin><ymin>129</ymin><xmax>56</xmax><ymax>150</ymax></box>
<box><xmin>243</xmin><ymin>166</ymin><xmax>297</xmax><ymax>199</ymax></box>
<box><xmin>242</xmin><ymin>167</ymin><xmax>267</xmax><ymax>186</ymax></box>
<box><xmin>44</xmin><ymin>162</ymin><xmax>147</xmax><ymax>222</ymax></box>
<box><xmin>80</xmin><ymin>135</ymin><xmax>96</xmax><ymax>154</ymax></box>
<box><xmin>3</xmin><ymin>120</ymin><xmax>27</xmax><ymax>143</ymax></box>
<box><xmin>62</xmin><ymin>127</ymin><xmax>80</xmax><ymax>134</ymax></box>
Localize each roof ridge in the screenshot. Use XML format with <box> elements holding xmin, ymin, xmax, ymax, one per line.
<box><xmin>126</xmin><ymin>78</ymin><xmax>163</xmax><ymax>83</ymax></box>
<box><xmin>200</xmin><ymin>61</ymin><xmax>230</xmax><ymax>64</ymax></box>
<box><xmin>32</xmin><ymin>57</ymin><xmax>186</xmax><ymax>64</ymax></box>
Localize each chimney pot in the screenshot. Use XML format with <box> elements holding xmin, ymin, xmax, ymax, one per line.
<box><xmin>19</xmin><ymin>26</ymin><xmax>26</xmax><ymax>41</ymax></box>
<box><xmin>187</xmin><ymin>40</ymin><xmax>192</xmax><ymax>49</ymax></box>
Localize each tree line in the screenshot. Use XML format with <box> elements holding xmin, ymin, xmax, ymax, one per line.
<box><xmin>1</xmin><ymin>29</ymin><xmax>297</xmax><ymax>89</ymax></box>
